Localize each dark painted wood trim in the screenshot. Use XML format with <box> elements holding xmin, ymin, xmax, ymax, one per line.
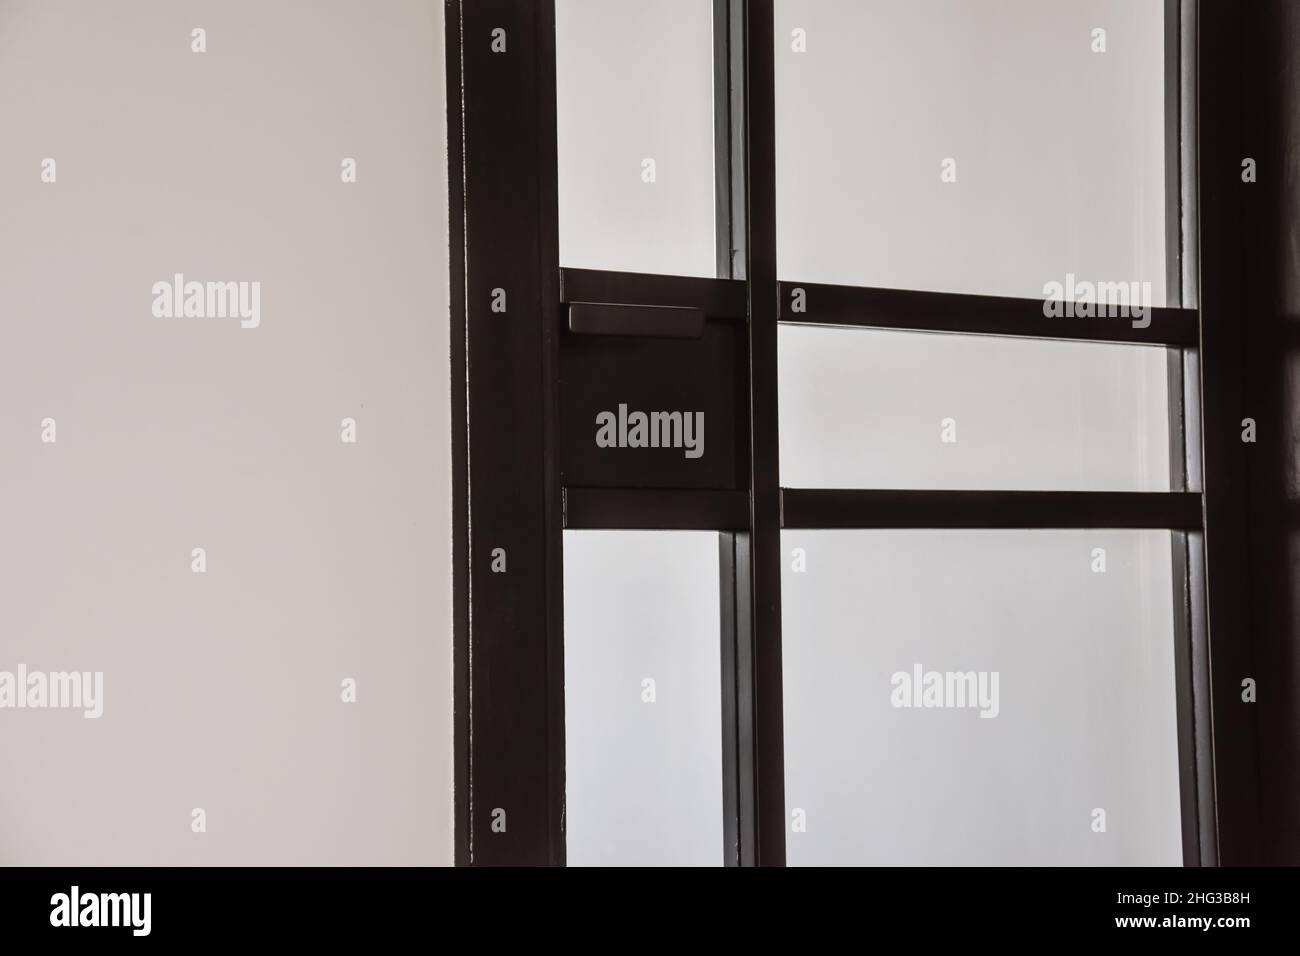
<box><xmin>742</xmin><ymin>0</ymin><xmax>786</xmax><ymax>867</ymax></box>
<box><xmin>778</xmin><ymin>281</ymin><xmax>1198</xmax><ymax>346</ymax></box>
<box><xmin>781</xmin><ymin>489</ymin><xmax>1204</xmax><ymax>531</ymax></box>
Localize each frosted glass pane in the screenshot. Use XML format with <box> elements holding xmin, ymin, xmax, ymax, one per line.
<box><xmin>778</xmin><ymin>325</ymin><xmax>1170</xmax><ymax>490</ymax></box>
<box><xmin>775</xmin><ymin>0</ymin><xmax>1167</xmax><ymax>302</ymax></box>
<box><xmin>556</xmin><ymin>0</ymin><xmax>716</xmax><ymax>277</ymax></box>
<box><xmin>781</xmin><ymin>529</ymin><xmax>1182</xmax><ymax>866</ymax></box>
<box><xmin>564</xmin><ymin>531</ymin><xmax>723</xmax><ymax>866</ymax></box>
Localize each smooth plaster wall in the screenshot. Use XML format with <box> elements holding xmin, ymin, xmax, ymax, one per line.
<box><xmin>0</xmin><ymin>0</ymin><xmax>454</xmax><ymax>865</ymax></box>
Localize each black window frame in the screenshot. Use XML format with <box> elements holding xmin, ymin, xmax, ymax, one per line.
<box><xmin>446</xmin><ymin>0</ymin><xmax>1257</xmax><ymax>867</ymax></box>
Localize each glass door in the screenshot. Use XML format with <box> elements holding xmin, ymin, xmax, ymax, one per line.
<box><xmin>448</xmin><ymin>0</ymin><xmax>1222</xmax><ymax>867</ymax></box>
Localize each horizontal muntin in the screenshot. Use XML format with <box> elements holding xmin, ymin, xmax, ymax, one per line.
<box><xmin>781</xmin><ymin>489</ymin><xmax>1204</xmax><ymax>530</ymax></box>
<box><xmin>563</xmin><ymin>487</ymin><xmax>749</xmax><ymax>530</ymax></box>
<box><xmin>777</xmin><ymin>280</ymin><xmax>1199</xmax><ymax>347</ymax></box>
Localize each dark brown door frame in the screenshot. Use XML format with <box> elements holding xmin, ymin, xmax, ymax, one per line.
<box><xmin>447</xmin><ymin>0</ymin><xmax>1259</xmax><ymax>867</ymax></box>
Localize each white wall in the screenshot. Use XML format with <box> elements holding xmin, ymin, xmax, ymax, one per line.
<box><xmin>0</xmin><ymin>0</ymin><xmax>454</xmax><ymax>865</ymax></box>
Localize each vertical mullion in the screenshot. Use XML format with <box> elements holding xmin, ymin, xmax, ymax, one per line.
<box><xmin>717</xmin><ymin>5</ymin><xmax>748</xmax><ymax>868</ymax></box>
<box><xmin>1169</xmin><ymin>0</ymin><xmax>1219</xmax><ymax>867</ymax></box>
<box><xmin>537</xmin><ymin>0</ymin><xmax>566</xmax><ymax>867</ymax></box>
<box><xmin>1178</xmin><ymin>0</ymin><xmax>1216</xmax><ymax>865</ymax></box>
<box><xmin>718</xmin><ymin>533</ymin><xmax>756</xmax><ymax>866</ymax></box>
<box><xmin>1164</xmin><ymin>0</ymin><xmax>1202</xmax><ymax>868</ymax></box>
<box><xmin>1186</xmin><ymin>525</ymin><xmax>1217</xmax><ymax>865</ymax></box>
<box><xmin>1196</xmin><ymin>0</ymin><xmax>1262</xmax><ymax>866</ymax></box>
<box><xmin>1169</xmin><ymin>529</ymin><xmax>1201</xmax><ymax>864</ymax></box>
<box><xmin>715</xmin><ymin>0</ymin><xmax>756</xmax><ymax>868</ymax></box>
<box><xmin>451</xmin><ymin>0</ymin><xmax>561</xmax><ymax>866</ymax></box>
<box><xmin>718</xmin><ymin>534</ymin><xmax>739</xmax><ymax>866</ymax></box>
<box><xmin>742</xmin><ymin>0</ymin><xmax>786</xmax><ymax>867</ymax></box>
<box><xmin>1164</xmin><ymin>0</ymin><xmax>1185</xmax><ymax>313</ymax></box>
<box><xmin>1178</xmin><ymin>0</ymin><xmax>1200</xmax><ymax>313</ymax></box>
<box><xmin>715</xmin><ymin>0</ymin><xmax>747</xmax><ymax>281</ymax></box>
<box><xmin>447</xmin><ymin>0</ymin><xmax>471</xmax><ymax>868</ymax></box>
<box><xmin>714</xmin><ymin>0</ymin><xmax>735</xmax><ymax>280</ymax></box>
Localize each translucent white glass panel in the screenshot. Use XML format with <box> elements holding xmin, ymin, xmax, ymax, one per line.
<box><xmin>775</xmin><ymin>0</ymin><xmax>1168</xmax><ymax>302</ymax></box>
<box><xmin>556</xmin><ymin>0</ymin><xmax>716</xmax><ymax>277</ymax></box>
<box><xmin>778</xmin><ymin>325</ymin><xmax>1170</xmax><ymax>490</ymax></box>
<box><xmin>781</xmin><ymin>529</ymin><xmax>1182</xmax><ymax>866</ymax></box>
<box><xmin>564</xmin><ymin>531</ymin><xmax>723</xmax><ymax>865</ymax></box>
